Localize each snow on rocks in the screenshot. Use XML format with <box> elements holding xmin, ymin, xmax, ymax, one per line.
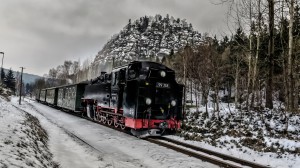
<box><xmin>178</xmin><ymin>103</ymin><xmax>300</xmax><ymax>168</ymax></box>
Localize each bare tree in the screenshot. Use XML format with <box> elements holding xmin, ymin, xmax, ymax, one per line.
<box><xmin>71</xmin><ymin>61</ymin><xmax>80</xmax><ymax>75</ymax></box>
<box><xmin>210</xmin><ymin>44</ymin><xmax>223</xmax><ymax>119</ymax></box>
<box><xmin>246</xmin><ymin>0</ymin><xmax>254</xmax><ymax>111</ymax></box>
<box><xmin>56</xmin><ymin>65</ymin><xmax>65</xmax><ymax>79</ymax></box>
<box><xmin>70</xmin><ymin>60</ymin><xmax>80</xmax><ymax>83</ymax></box>
<box><xmin>176</xmin><ymin>45</ymin><xmax>193</xmax><ymax>115</ymax></box>
<box><xmin>48</xmin><ymin>68</ymin><xmax>57</xmax><ymax>79</ymax></box>
<box><xmin>192</xmin><ymin>44</ymin><xmax>213</xmax><ymax>116</ymax></box>
<box><xmin>48</xmin><ymin>68</ymin><xmax>58</xmax><ymax>86</ymax></box>
<box><xmin>34</xmin><ymin>78</ymin><xmax>46</xmax><ymax>90</ymax></box>
<box><xmin>287</xmin><ymin>0</ymin><xmax>296</xmax><ymax>112</ymax></box>
<box><xmin>63</xmin><ymin>60</ymin><xmax>73</xmax><ymax>78</ymax></box>
<box><xmin>265</xmin><ymin>0</ymin><xmax>275</xmax><ymax>109</ymax></box>
<box><xmin>251</xmin><ymin>0</ymin><xmax>262</xmax><ymax>108</ymax></box>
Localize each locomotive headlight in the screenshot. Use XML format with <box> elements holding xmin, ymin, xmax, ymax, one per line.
<box><xmin>160</xmin><ymin>71</ymin><xmax>166</xmax><ymax>77</ymax></box>
<box><xmin>145</xmin><ymin>98</ymin><xmax>152</xmax><ymax>105</ymax></box>
<box><xmin>171</xmin><ymin>100</ymin><xmax>176</xmax><ymax>106</ymax></box>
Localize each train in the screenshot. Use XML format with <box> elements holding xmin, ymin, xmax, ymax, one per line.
<box><xmin>36</xmin><ymin>61</ymin><xmax>184</xmax><ymax>137</ymax></box>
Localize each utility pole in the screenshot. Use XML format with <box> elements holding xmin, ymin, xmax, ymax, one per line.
<box><xmin>0</xmin><ymin>52</ymin><xmax>4</xmax><ymax>83</ymax></box>
<box><xmin>19</xmin><ymin>67</ymin><xmax>25</xmax><ymax>105</ymax></box>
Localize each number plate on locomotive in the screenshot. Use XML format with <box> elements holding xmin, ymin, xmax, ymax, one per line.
<box><xmin>156</xmin><ymin>82</ymin><xmax>170</xmax><ymax>88</ymax></box>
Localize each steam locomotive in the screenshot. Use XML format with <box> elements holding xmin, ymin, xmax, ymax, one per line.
<box><xmin>36</xmin><ymin>61</ymin><xmax>184</xmax><ymax>137</ymax></box>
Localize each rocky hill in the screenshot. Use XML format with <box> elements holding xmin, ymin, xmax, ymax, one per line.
<box><xmin>93</xmin><ymin>14</ymin><xmax>203</xmax><ymax>66</ymax></box>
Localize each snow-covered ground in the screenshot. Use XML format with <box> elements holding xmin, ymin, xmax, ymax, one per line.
<box><xmin>1</xmin><ymin>96</ymin><xmax>217</xmax><ymax>168</ymax></box>
<box><xmin>1</xmin><ymin>96</ymin><xmax>299</xmax><ymax>168</ymax></box>
<box><xmin>0</xmin><ymin>97</ymin><xmax>58</xmax><ymax>167</ymax></box>
<box><xmin>167</xmin><ymin>134</ymin><xmax>299</xmax><ymax>168</ymax></box>
<box><xmin>178</xmin><ymin>102</ymin><xmax>300</xmax><ymax>168</ymax></box>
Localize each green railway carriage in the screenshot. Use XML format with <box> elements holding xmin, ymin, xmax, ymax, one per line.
<box><xmin>45</xmin><ymin>87</ymin><xmax>58</xmax><ymax>105</ymax></box>
<box><xmin>57</xmin><ymin>83</ymin><xmax>87</xmax><ymax>112</ymax></box>
<box><xmin>39</xmin><ymin>89</ymin><xmax>46</xmax><ymax>102</ymax></box>
<box><xmin>34</xmin><ymin>89</ymin><xmax>41</xmax><ymax>101</ymax></box>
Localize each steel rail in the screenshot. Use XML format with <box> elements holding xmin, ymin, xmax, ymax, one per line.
<box><xmin>151</xmin><ymin>137</ymin><xmax>270</xmax><ymax>168</ymax></box>
<box><xmin>147</xmin><ymin>137</ymin><xmax>241</xmax><ymax>168</ymax></box>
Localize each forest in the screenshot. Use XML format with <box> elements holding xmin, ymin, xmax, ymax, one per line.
<box><xmin>37</xmin><ymin>0</ymin><xmax>299</xmax><ymax>116</ymax></box>
<box><xmin>164</xmin><ymin>0</ymin><xmax>299</xmax><ymax>114</ymax></box>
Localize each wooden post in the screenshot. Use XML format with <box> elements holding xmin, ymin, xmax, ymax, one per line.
<box><xmin>19</xmin><ymin>67</ymin><xmax>25</xmax><ymax>105</ymax></box>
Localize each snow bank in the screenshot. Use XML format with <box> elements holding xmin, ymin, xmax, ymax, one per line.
<box><xmin>0</xmin><ymin>96</ymin><xmax>59</xmax><ymax>167</ymax></box>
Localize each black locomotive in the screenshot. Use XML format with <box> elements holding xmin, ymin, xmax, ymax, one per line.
<box><xmin>37</xmin><ymin>61</ymin><xmax>184</xmax><ymax>137</ymax></box>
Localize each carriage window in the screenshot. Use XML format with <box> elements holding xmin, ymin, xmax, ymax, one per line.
<box><xmin>119</xmin><ymin>68</ymin><xmax>126</xmax><ymax>83</ymax></box>
<box><xmin>128</xmin><ymin>70</ymin><xmax>136</xmax><ymax>79</ymax></box>
<box><xmin>63</xmin><ymin>89</ymin><xmax>65</xmax><ymax>98</ymax></box>
<box><xmin>127</xmin><ymin>63</ymin><xmax>140</xmax><ymax>80</ymax></box>
<box><xmin>105</xmin><ymin>74</ymin><xmax>111</xmax><ymax>83</ymax></box>
<box><xmin>113</xmin><ymin>72</ymin><xmax>118</xmax><ymax>85</ymax></box>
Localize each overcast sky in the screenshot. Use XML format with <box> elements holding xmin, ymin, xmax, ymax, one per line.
<box><xmin>0</xmin><ymin>0</ymin><xmax>230</xmax><ymax>76</ymax></box>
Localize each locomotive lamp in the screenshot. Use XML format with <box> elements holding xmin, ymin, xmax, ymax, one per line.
<box><xmin>128</xmin><ymin>69</ymin><xmax>137</xmax><ymax>79</ymax></box>
<box><xmin>145</xmin><ymin>97</ymin><xmax>152</xmax><ymax>105</ymax></box>
<box><xmin>160</xmin><ymin>71</ymin><xmax>166</xmax><ymax>77</ymax></box>
<box><xmin>171</xmin><ymin>100</ymin><xmax>176</xmax><ymax>106</ymax></box>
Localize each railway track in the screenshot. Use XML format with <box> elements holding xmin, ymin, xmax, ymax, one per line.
<box><xmin>147</xmin><ymin>137</ymin><xmax>270</xmax><ymax>168</ymax></box>
<box><xmin>23</xmin><ymin>100</ymin><xmax>270</xmax><ymax>168</ymax></box>
<box><xmin>12</xmin><ymin>104</ymin><xmax>104</xmax><ymax>154</ymax></box>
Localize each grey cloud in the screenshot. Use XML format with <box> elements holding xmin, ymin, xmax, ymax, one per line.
<box><xmin>0</xmin><ymin>0</ymin><xmax>230</xmax><ymax>76</ymax></box>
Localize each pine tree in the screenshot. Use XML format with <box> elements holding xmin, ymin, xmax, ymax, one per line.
<box><xmin>4</xmin><ymin>69</ymin><xmax>16</xmax><ymax>92</ymax></box>
<box><xmin>0</xmin><ymin>68</ymin><xmax>5</xmax><ymax>83</ymax></box>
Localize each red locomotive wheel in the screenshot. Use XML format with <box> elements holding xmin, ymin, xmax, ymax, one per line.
<box><xmin>120</xmin><ymin>124</ymin><xmax>126</xmax><ymax>130</ymax></box>
<box><xmin>95</xmin><ymin>112</ymin><xmax>100</xmax><ymax>122</ymax></box>
<box><xmin>102</xmin><ymin>117</ymin><xmax>107</xmax><ymax>124</ymax></box>
<box><xmin>107</xmin><ymin>119</ymin><xmax>113</xmax><ymax>126</ymax></box>
<box><xmin>114</xmin><ymin>121</ymin><xmax>119</xmax><ymax>128</ymax></box>
<box><xmin>113</xmin><ymin>116</ymin><xmax>119</xmax><ymax>128</ymax></box>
